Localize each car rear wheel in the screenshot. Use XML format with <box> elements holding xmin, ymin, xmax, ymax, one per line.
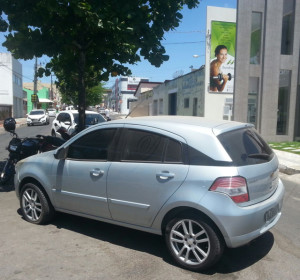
<box><xmin>165</xmin><ymin>214</ymin><xmax>224</xmax><ymax>271</ymax></box>
<box><xmin>20</xmin><ymin>183</ymin><xmax>54</xmax><ymax>224</ymax></box>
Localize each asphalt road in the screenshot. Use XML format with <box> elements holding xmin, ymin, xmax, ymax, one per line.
<box><xmin>0</xmin><ymin>123</ymin><xmax>299</xmax><ymax>280</ymax></box>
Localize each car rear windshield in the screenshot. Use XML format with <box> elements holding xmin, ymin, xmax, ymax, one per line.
<box><xmin>217</xmin><ymin>127</ymin><xmax>274</xmax><ymax>166</ymax></box>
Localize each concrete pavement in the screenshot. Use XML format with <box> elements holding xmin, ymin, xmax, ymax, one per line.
<box><xmin>0</xmin><ymin>117</ymin><xmax>299</xmax><ymax>175</ymax></box>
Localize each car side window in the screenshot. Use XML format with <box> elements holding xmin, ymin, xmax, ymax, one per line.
<box><xmin>67</xmin><ymin>128</ymin><xmax>117</xmax><ymax>160</ymax></box>
<box><xmin>121</xmin><ymin>129</ymin><xmax>183</xmax><ymax>163</ymax></box>
<box><xmin>56</xmin><ymin>113</ymin><xmax>63</xmax><ymax>122</ymax></box>
<box><xmin>165</xmin><ymin>138</ymin><xmax>183</xmax><ymax>163</ymax></box>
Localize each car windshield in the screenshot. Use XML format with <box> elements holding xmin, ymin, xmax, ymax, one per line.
<box><xmin>30</xmin><ymin>110</ymin><xmax>44</xmax><ymax>115</ymax></box>
<box><xmin>73</xmin><ymin>113</ymin><xmax>105</xmax><ymax>125</ymax></box>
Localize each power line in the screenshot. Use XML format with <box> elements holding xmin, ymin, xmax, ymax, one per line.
<box><xmin>162</xmin><ymin>40</ymin><xmax>205</xmax><ymax>45</ymax></box>
<box><xmin>0</xmin><ymin>63</ymin><xmax>33</xmax><ymax>81</ymax></box>
<box><xmin>168</xmin><ymin>30</ymin><xmax>206</xmax><ymax>34</ymax></box>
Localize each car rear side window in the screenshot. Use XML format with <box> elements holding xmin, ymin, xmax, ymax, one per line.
<box><xmin>121</xmin><ymin>129</ymin><xmax>183</xmax><ymax>163</ymax></box>
<box><xmin>217</xmin><ymin>127</ymin><xmax>274</xmax><ymax>166</ymax></box>
<box><xmin>67</xmin><ymin>128</ymin><xmax>117</xmax><ymax>160</ymax></box>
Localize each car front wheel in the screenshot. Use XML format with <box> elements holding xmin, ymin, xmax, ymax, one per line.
<box><xmin>20</xmin><ymin>183</ymin><xmax>54</xmax><ymax>224</ymax></box>
<box><xmin>165</xmin><ymin>214</ymin><xmax>224</xmax><ymax>271</ymax></box>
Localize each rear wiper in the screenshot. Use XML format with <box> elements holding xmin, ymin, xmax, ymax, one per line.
<box><xmin>247</xmin><ymin>153</ymin><xmax>270</xmax><ymax>159</ymax></box>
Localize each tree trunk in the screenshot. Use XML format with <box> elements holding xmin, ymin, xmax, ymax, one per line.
<box><xmin>78</xmin><ymin>50</ymin><xmax>86</xmax><ymax>132</ymax></box>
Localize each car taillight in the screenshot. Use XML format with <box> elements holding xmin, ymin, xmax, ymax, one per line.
<box><xmin>209</xmin><ymin>176</ymin><xmax>249</xmax><ymax>203</ymax></box>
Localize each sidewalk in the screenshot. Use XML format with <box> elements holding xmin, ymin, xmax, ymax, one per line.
<box><xmin>1</xmin><ymin>117</ymin><xmax>299</xmax><ymax>175</ymax></box>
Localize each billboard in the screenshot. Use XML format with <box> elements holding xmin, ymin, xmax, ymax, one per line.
<box><xmin>210</xmin><ymin>21</ymin><xmax>236</xmax><ymax>93</ymax></box>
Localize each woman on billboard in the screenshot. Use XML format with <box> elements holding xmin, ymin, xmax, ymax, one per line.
<box><xmin>210</xmin><ymin>45</ymin><xmax>230</xmax><ymax>92</ymax></box>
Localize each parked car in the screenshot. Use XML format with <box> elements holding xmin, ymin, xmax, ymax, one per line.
<box><xmin>51</xmin><ymin>110</ymin><xmax>106</xmax><ymax>138</ymax></box>
<box><xmin>47</xmin><ymin>108</ymin><xmax>57</xmax><ymax>117</ymax></box>
<box><xmin>26</xmin><ymin>109</ymin><xmax>50</xmax><ymax>126</ymax></box>
<box><xmin>14</xmin><ymin>116</ymin><xmax>284</xmax><ymax>271</ymax></box>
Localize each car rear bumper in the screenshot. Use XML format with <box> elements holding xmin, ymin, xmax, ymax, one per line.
<box><xmin>200</xmin><ymin>179</ymin><xmax>285</xmax><ymax>248</ymax></box>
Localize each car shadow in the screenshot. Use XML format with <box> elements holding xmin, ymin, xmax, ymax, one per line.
<box><xmin>16</xmin><ymin>210</ymin><xmax>275</xmax><ymax>274</ymax></box>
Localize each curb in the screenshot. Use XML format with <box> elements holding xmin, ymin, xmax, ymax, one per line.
<box><xmin>279</xmin><ymin>164</ymin><xmax>300</xmax><ymax>175</ymax></box>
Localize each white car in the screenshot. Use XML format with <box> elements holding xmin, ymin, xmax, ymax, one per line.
<box><xmin>51</xmin><ymin>110</ymin><xmax>106</xmax><ymax>137</ymax></box>
<box><xmin>26</xmin><ymin>109</ymin><xmax>50</xmax><ymax>126</ymax></box>
<box><xmin>47</xmin><ymin>108</ymin><xmax>57</xmax><ymax>117</ymax></box>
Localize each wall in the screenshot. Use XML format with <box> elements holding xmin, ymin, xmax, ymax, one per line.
<box><xmin>234</xmin><ymin>0</ymin><xmax>300</xmax><ymax>141</ymax></box>
<box><xmin>205</xmin><ymin>6</ymin><xmax>236</xmax><ymax>121</ymax></box>
<box><xmin>0</xmin><ymin>53</ymin><xmax>23</xmax><ymax>118</ymax></box>
<box><xmin>152</xmin><ymin>68</ymin><xmax>205</xmax><ymax>117</ymax></box>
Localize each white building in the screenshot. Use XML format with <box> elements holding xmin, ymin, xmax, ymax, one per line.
<box><xmin>109</xmin><ymin>76</ymin><xmax>149</xmax><ymax>115</ymax></box>
<box><xmin>0</xmin><ymin>53</ymin><xmax>24</xmax><ymax>119</ymax></box>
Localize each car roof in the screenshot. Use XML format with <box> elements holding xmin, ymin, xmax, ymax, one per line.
<box><xmin>110</xmin><ymin>116</ymin><xmax>253</xmax><ymax>135</ymax></box>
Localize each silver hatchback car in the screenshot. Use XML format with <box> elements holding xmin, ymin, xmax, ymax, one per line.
<box><xmin>14</xmin><ymin>116</ymin><xmax>284</xmax><ymax>271</ymax></box>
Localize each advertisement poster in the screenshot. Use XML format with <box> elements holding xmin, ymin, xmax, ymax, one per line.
<box><xmin>210</xmin><ymin>21</ymin><xmax>236</xmax><ymax>93</ymax></box>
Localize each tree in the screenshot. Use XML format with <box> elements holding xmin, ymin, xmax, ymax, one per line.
<box><xmin>0</xmin><ymin>0</ymin><xmax>200</xmax><ymax>130</ymax></box>
<box><xmin>59</xmin><ymin>82</ymin><xmax>105</xmax><ymax>108</ymax></box>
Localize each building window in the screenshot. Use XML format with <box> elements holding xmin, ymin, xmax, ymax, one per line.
<box><xmin>277</xmin><ymin>70</ymin><xmax>291</xmax><ymax>135</ymax></box>
<box><xmin>184</xmin><ymin>98</ymin><xmax>189</xmax><ymax>108</ymax></box>
<box><xmin>250</xmin><ymin>12</ymin><xmax>262</xmax><ymax>65</ymax></box>
<box><xmin>159</xmin><ymin>99</ymin><xmax>163</xmax><ymax>114</ymax></box>
<box><xmin>153</xmin><ymin>100</ymin><xmax>158</xmax><ymax>115</ymax></box>
<box><xmin>248</xmin><ymin>77</ymin><xmax>259</xmax><ymax>126</ymax></box>
<box><xmin>281</xmin><ymin>0</ymin><xmax>295</xmax><ymax>55</ymax></box>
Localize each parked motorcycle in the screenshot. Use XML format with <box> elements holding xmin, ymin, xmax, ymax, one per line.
<box><xmin>0</xmin><ymin>118</ymin><xmax>65</xmax><ymax>184</ymax></box>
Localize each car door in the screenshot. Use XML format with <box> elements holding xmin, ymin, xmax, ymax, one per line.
<box><xmin>107</xmin><ymin>126</ymin><xmax>189</xmax><ymax>227</ymax></box>
<box><xmin>53</xmin><ymin>126</ymin><xmax>120</xmax><ymax>218</ymax></box>
<box><xmin>53</xmin><ymin>113</ymin><xmax>67</xmax><ymax>134</ymax></box>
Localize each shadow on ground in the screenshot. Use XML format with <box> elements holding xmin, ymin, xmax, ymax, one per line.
<box><xmin>17</xmin><ymin>209</ymin><xmax>274</xmax><ymax>274</ymax></box>
<box><xmin>0</xmin><ymin>161</ymin><xmax>14</xmax><ymax>192</ymax></box>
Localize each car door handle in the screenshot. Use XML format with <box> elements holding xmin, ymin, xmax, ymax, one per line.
<box><xmin>156</xmin><ymin>171</ymin><xmax>175</xmax><ymax>180</ymax></box>
<box><xmin>90</xmin><ymin>169</ymin><xmax>104</xmax><ymax>177</ymax></box>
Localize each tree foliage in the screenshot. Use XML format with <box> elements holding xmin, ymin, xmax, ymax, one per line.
<box><xmin>59</xmin><ymin>82</ymin><xmax>105</xmax><ymax>108</ymax></box>
<box><xmin>0</xmin><ymin>0</ymin><xmax>200</xmax><ymax>130</ymax></box>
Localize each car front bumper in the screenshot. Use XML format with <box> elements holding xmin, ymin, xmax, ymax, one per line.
<box><xmin>27</xmin><ymin>118</ymin><xmax>47</xmax><ymax>125</ymax></box>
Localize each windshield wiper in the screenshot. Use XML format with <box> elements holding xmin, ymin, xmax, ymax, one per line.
<box><xmin>247</xmin><ymin>153</ymin><xmax>270</xmax><ymax>159</ymax></box>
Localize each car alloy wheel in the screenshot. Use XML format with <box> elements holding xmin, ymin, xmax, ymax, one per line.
<box><xmin>20</xmin><ymin>183</ymin><xmax>54</xmax><ymax>224</ymax></box>
<box><xmin>165</xmin><ymin>214</ymin><xmax>224</xmax><ymax>271</ymax></box>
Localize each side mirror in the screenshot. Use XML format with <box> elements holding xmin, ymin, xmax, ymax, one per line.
<box><xmin>54</xmin><ymin>147</ymin><xmax>68</xmax><ymax>159</ymax></box>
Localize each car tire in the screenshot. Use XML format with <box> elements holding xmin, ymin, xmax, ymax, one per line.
<box><xmin>51</xmin><ymin>130</ymin><xmax>56</xmax><ymax>137</ymax></box>
<box><xmin>20</xmin><ymin>182</ymin><xmax>55</xmax><ymax>225</ymax></box>
<box><xmin>164</xmin><ymin>214</ymin><xmax>224</xmax><ymax>271</ymax></box>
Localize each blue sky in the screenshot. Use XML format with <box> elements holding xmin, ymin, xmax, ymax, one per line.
<box><xmin>0</xmin><ymin>0</ymin><xmax>236</xmax><ymax>87</ymax></box>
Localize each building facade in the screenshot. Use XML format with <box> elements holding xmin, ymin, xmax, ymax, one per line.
<box><xmin>0</xmin><ymin>53</ymin><xmax>23</xmax><ymax>120</ymax></box>
<box><xmin>109</xmin><ymin>76</ymin><xmax>149</xmax><ymax>115</ymax></box>
<box><xmin>128</xmin><ymin>82</ymin><xmax>162</xmax><ymax>117</ymax></box>
<box><xmin>234</xmin><ymin>0</ymin><xmax>300</xmax><ymax>141</ymax></box>
<box><xmin>152</xmin><ymin>67</ymin><xmax>205</xmax><ymax>117</ymax></box>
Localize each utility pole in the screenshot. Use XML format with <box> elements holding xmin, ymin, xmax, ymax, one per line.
<box><xmin>33</xmin><ymin>57</ymin><xmax>38</xmax><ymax>109</ymax></box>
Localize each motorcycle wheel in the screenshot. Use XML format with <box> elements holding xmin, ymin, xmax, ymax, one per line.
<box><xmin>0</xmin><ymin>160</ymin><xmax>14</xmax><ymax>184</ymax></box>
